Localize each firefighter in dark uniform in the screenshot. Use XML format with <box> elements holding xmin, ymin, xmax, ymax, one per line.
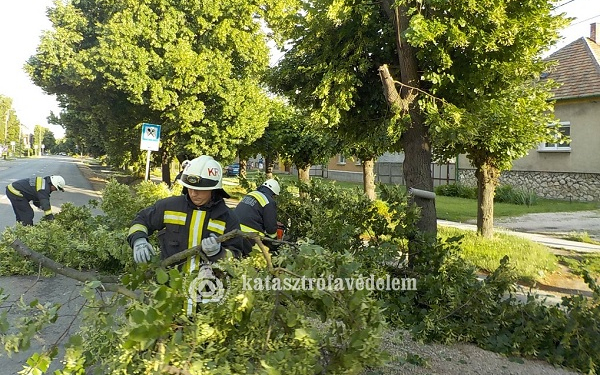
<box><xmin>234</xmin><ymin>178</ymin><xmax>280</xmax><ymax>256</ymax></box>
<box><xmin>171</xmin><ymin>159</ymin><xmax>190</xmax><ymax>194</ymax></box>
<box><xmin>127</xmin><ymin>155</ymin><xmax>243</xmax><ymax>265</ymax></box>
<box><xmin>6</xmin><ymin>175</ymin><xmax>66</xmax><ymax>226</ymax></box>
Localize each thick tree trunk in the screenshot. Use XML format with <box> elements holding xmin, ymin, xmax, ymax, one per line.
<box><xmin>475</xmin><ymin>163</ymin><xmax>499</xmax><ymax>238</ymax></box>
<box><xmin>265</xmin><ymin>156</ymin><xmax>274</xmax><ymax>179</ymax></box>
<box><xmin>239</xmin><ymin>159</ymin><xmax>247</xmax><ymax>179</ymax></box>
<box><xmin>161</xmin><ymin>151</ymin><xmax>171</xmax><ymax>185</ymax></box>
<box><xmin>363</xmin><ymin>159</ymin><xmax>376</xmax><ymax>201</ymax></box>
<box><xmin>298</xmin><ymin>165</ymin><xmax>311</xmax><ymax>199</ymax></box>
<box><xmin>378</xmin><ymin>64</ymin><xmax>436</xmax><ymax>237</ymax></box>
<box><xmin>298</xmin><ymin>166</ymin><xmax>310</xmax><ymax>184</ymax></box>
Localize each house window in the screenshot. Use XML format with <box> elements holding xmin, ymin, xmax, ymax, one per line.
<box><xmin>337</xmin><ymin>154</ymin><xmax>346</xmax><ymax>165</ymax></box>
<box><xmin>539</xmin><ymin>122</ymin><xmax>571</xmax><ymax>151</ymax></box>
<box><xmin>355</xmin><ymin>158</ymin><xmax>362</xmax><ymax>166</ymax></box>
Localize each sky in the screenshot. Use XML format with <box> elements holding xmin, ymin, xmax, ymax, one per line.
<box><xmin>0</xmin><ymin>0</ymin><xmax>599</xmax><ymax>140</ymax></box>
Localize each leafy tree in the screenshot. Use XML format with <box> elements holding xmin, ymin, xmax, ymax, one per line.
<box><xmin>399</xmin><ymin>0</ymin><xmax>568</xmax><ymax>237</ymax></box>
<box><xmin>42</xmin><ymin>128</ymin><xmax>57</xmax><ymax>152</ymax></box>
<box><xmin>276</xmin><ymin>107</ymin><xmax>339</xmax><ymax>184</ymax></box>
<box><xmin>268</xmin><ymin>0</ymin><xmax>401</xmax><ymax>201</ymax></box>
<box><xmin>27</xmin><ymin>0</ymin><xmax>274</xmax><ymax>182</ymax></box>
<box><xmin>269</xmin><ymin>0</ymin><xmax>437</xmax><ymax>235</ymax></box>
<box><xmin>0</xmin><ymin>95</ymin><xmax>23</xmax><ymax>155</ymax></box>
<box><xmin>270</xmin><ymin>0</ymin><xmax>568</xmax><ymax>239</ymax></box>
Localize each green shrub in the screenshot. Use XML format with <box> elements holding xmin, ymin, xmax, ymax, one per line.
<box><xmin>435</xmin><ymin>183</ymin><xmax>477</xmax><ymax>199</ymax></box>
<box><xmin>494</xmin><ymin>185</ymin><xmax>538</xmax><ymax>206</ymax></box>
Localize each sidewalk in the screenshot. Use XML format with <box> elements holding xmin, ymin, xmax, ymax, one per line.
<box><xmin>438</xmin><ymin>219</ymin><xmax>600</xmax><ymax>253</ymax></box>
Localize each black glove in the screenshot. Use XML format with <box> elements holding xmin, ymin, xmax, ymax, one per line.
<box><xmin>42</xmin><ymin>214</ymin><xmax>55</xmax><ymax>221</ymax></box>
<box><xmin>33</xmin><ymin>200</ymin><xmax>41</xmax><ymax>208</ymax></box>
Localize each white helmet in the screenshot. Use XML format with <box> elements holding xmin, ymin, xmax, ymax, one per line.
<box><xmin>180</xmin><ymin>156</ymin><xmax>224</xmax><ymax>191</ymax></box>
<box><xmin>262</xmin><ymin>179</ymin><xmax>280</xmax><ymax>195</ymax></box>
<box><xmin>181</xmin><ymin>159</ymin><xmax>191</xmax><ymax>169</ymax></box>
<box><xmin>50</xmin><ymin>175</ymin><xmax>66</xmax><ymax>191</ymax></box>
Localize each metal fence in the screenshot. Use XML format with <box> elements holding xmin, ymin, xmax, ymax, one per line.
<box><xmin>303</xmin><ymin>162</ymin><xmax>456</xmax><ymax>186</ymax></box>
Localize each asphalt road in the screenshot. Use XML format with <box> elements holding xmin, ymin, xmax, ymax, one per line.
<box><xmin>0</xmin><ymin>155</ymin><xmax>102</xmax><ymax>232</ymax></box>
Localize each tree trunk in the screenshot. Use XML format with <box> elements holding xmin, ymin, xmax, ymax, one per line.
<box><xmin>378</xmin><ymin>63</ymin><xmax>436</xmax><ymax>237</ymax></box>
<box><xmin>363</xmin><ymin>159</ymin><xmax>376</xmax><ymax>201</ymax></box>
<box><xmin>298</xmin><ymin>165</ymin><xmax>311</xmax><ymax>199</ymax></box>
<box><xmin>265</xmin><ymin>156</ymin><xmax>274</xmax><ymax>179</ymax></box>
<box><xmin>161</xmin><ymin>151</ymin><xmax>171</xmax><ymax>185</ymax></box>
<box><xmin>298</xmin><ymin>166</ymin><xmax>310</xmax><ymax>183</ymax></box>
<box><xmin>475</xmin><ymin>163</ymin><xmax>499</xmax><ymax>238</ymax></box>
<box><xmin>239</xmin><ymin>159</ymin><xmax>247</xmax><ymax>179</ymax></box>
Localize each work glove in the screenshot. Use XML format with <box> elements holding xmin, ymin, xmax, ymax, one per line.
<box><xmin>201</xmin><ymin>233</ymin><xmax>221</xmax><ymax>257</ymax></box>
<box><xmin>42</xmin><ymin>214</ymin><xmax>54</xmax><ymax>221</ymax></box>
<box><xmin>133</xmin><ymin>238</ymin><xmax>155</xmax><ymax>263</ymax></box>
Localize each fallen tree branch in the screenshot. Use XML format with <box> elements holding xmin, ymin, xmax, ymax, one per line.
<box><xmin>10</xmin><ymin>239</ymin><xmax>139</xmax><ymax>300</ymax></box>
<box><xmin>161</xmin><ymin>229</ymin><xmax>294</xmax><ymax>268</ymax></box>
<box><xmin>11</xmin><ymin>230</ymin><xmax>296</xmax><ymax>297</ymax></box>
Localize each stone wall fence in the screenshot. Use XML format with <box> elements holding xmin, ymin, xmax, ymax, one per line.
<box><xmin>458</xmin><ymin>169</ymin><xmax>600</xmax><ymax>202</ymax></box>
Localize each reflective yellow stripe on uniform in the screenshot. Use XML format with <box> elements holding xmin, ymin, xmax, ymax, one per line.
<box><xmin>248</xmin><ymin>191</ymin><xmax>268</xmax><ymax>207</ymax></box>
<box><xmin>164</xmin><ymin>210</ymin><xmax>186</xmax><ymax>225</ymax></box>
<box><xmin>128</xmin><ymin>224</ymin><xmax>148</xmax><ymax>236</ymax></box>
<box><xmin>44</xmin><ymin>210</ymin><xmax>52</xmax><ymax>215</ymax></box>
<box><xmin>184</xmin><ymin>210</ymin><xmax>207</xmax><ymax>316</ymax></box>
<box><xmin>36</xmin><ymin>177</ymin><xmax>45</xmax><ymax>191</ymax></box>
<box><xmin>7</xmin><ymin>184</ymin><xmax>23</xmax><ymax>197</ymax></box>
<box><xmin>240</xmin><ymin>224</ymin><xmax>265</xmax><ymax>236</ymax></box>
<box><xmin>207</xmin><ymin>219</ymin><xmax>226</xmax><ymax>234</ymax></box>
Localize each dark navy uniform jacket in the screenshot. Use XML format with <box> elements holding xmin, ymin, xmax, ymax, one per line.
<box><xmin>127</xmin><ymin>194</ymin><xmax>243</xmax><ymax>267</ymax></box>
<box><xmin>7</xmin><ymin>176</ymin><xmax>55</xmax><ymax>216</ymax></box>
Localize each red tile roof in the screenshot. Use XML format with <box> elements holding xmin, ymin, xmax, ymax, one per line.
<box><xmin>544</xmin><ymin>37</ymin><xmax>600</xmax><ymax>100</ymax></box>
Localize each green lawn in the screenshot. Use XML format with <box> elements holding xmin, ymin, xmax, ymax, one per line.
<box><xmin>438</xmin><ymin>226</ymin><xmax>558</xmax><ymax>282</ymax></box>
<box><xmin>436</xmin><ymin>195</ymin><xmax>599</xmax><ymax>222</ymax></box>
<box><xmin>265</xmin><ymin>174</ymin><xmax>600</xmax><ymax>222</ymax></box>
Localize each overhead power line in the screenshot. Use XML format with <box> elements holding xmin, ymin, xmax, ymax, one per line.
<box><xmin>553</xmin><ymin>0</ymin><xmax>577</xmax><ymax>10</ymax></box>
<box><xmin>570</xmin><ymin>14</ymin><xmax>600</xmax><ymax>27</ymax></box>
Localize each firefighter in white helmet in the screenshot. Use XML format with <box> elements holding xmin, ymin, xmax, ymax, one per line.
<box><xmin>233</xmin><ymin>178</ymin><xmax>281</xmax><ymax>256</ymax></box>
<box><xmin>5</xmin><ymin>175</ymin><xmax>65</xmax><ymax>225</ymax></box>
<box><xmin>127</xmin><ymin>155</ymin><xmax>243</xmax><ymax>266</ymax></box>
<box><xmin>171</xmin><ymin>159</ymin><xmax>191</xmax><ymax>192</ymax></box>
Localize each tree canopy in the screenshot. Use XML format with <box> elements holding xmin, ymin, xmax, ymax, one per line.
<box><xmin>27</xmin><ymin>0</ymin><xmax>275</xmax><ymax>169</ymax></box>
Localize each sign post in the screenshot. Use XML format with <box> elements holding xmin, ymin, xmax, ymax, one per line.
<box><xmin>140</xmin><ymin>123</ymin><xmax>161</xmax><ymax>181</ymax></box>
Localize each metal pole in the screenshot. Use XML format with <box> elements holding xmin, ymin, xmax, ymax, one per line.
<box><xmin>4</xmin><ymin>110</ymin><xmax>8</xmax><ymax>144</ymax></box>
<box><xmin>145</xmin><ymin>150</ymin><xmax>152</xmax><ymax>181</ymax></box>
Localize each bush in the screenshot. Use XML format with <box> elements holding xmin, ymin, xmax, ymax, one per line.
<box><xmin>494</xmin><ymin>185</ymin><xmax>538</xmax><ymax>206</ymax></box>
<box><xmin>435</xmin><ymin>183</ymin><xmax>477</xmax><ymax>199</ymax></box>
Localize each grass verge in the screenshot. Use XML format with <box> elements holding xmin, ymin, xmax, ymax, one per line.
<box><xmin>438</xmin><ymin>226</ymin><xmax>558</xmax><ymax>283</ymax></box>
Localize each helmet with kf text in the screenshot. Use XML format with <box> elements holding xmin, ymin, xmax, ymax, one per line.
<box><xmin>180</xmin><ymin>156</ymin><xmax>229</xmax><ymax>197</ymax></box>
